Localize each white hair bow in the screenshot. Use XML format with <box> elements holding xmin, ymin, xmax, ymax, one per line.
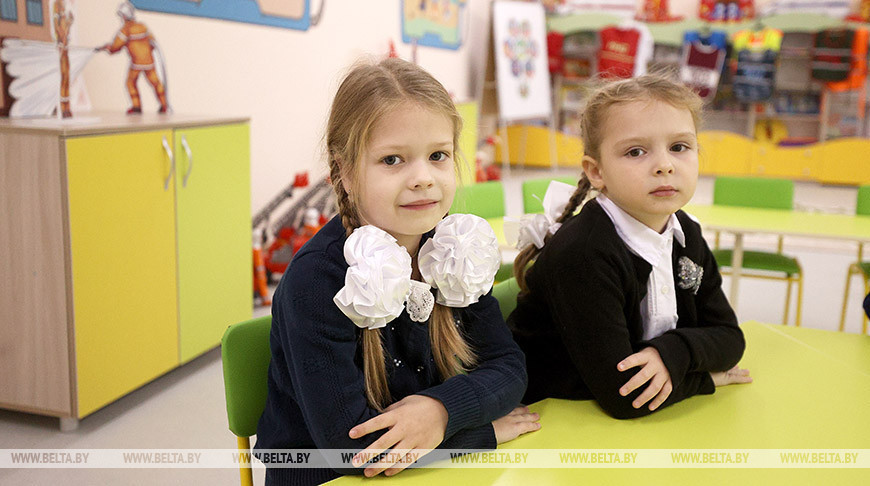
<box><xmin>334</xmin><ymin>214</ymin><xmax>500</xmax><ymax>329</ymax></box>
<box><xmin>516</xmin><ymin>181</ymin><xmax>576</xmax><ymax>250</ymax></box>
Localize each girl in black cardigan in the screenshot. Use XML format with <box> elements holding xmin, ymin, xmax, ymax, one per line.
<box><xmin>509</xmin><ymin>75</ymin><xmax>752</xmax><ymax>419</ymax></box>
<box><xmin>256</xmin><ymin>59</ymin><xmax>536</xmax><ymax>485</ymax></box>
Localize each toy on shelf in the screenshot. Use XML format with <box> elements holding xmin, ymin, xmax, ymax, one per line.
<box><xmin>251</xmin><ymin>172</ymin><xmax>336</xmax><ymax>305</ymax></box>
<box><xmin>475</xmin><ymin>135</ymin><xmax>502</xmax><ymax>182</ymax></box>
<box><xmin>699</xmin><ymin>0</ymin><xmax>755</xmax><ymax>22</ymax></box>
<box><xmin>636</xmin><ymin>0</ymin><xmax>684</xmax><ymax>23</ymax></box>
<box><xmin>846</xmin><ymin>0</ymin><xmax>870</xmax><ymax>21</ymax></box>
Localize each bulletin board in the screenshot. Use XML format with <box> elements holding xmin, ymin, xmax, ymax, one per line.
<box><xmin>492</xmin><ymin>0</ymin><xmax>552</xmax><ymax>122</ymax></box>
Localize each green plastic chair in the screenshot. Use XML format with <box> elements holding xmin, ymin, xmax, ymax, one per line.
<box><xmin>450</xmin><ymin>181</ymin><xmax>505</xmax><ymax>219</ymax></box>
<box><xmin>492</xmin><ymin>277</ymin><xmax>521</xmax><ymax>321</ymax></box>
<box><xmin>451</xmin><ymin>181</ymin><xmax>512</xmax><ymax>282</ymax></box>
<box><xmin>711</xmin><ymin>176</ymin><xmax>803</xmax><ymax>326</ymax></box>
<box><xmin>840</xmin><ymin>185</ymin><xmax>870</xmax><ymax>334</ymax></box>
<box><xmin>221</xmin><ymin>316</ymin><xmax>272</xmax><ymax>486</ymax></box>
<box><xmin>521</xmin><ymin>176</ymin><xmax>577</xmax><ymax>214</ymax></box>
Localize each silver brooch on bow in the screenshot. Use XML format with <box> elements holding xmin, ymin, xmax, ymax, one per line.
<box><xmin>677</xmin><ymin>256</ymin><xmax>703</xmax><ymax>295</ymax></box>
<box><xmin>406</xmin><ymin>280</ymin><xmax>435</xmax><ymax>323</ymax></box>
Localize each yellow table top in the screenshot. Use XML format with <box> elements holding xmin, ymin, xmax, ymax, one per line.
<box><xmin>683</xmin><ymin>203</ymin><xmax>870</xmax><ymax>243</ymax></box>
<box><xmin>331</xmin><ymin>321</ymin><xmax>870</xmax><ymax>484</ymax></box>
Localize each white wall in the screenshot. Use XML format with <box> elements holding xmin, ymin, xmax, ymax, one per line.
<box><xmin>73</xmin><ymin>0</ymin><xmax>493</xmax><ymax>214</ymax></box>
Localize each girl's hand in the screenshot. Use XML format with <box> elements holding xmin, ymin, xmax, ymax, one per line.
<box><xmin>710</xmin><ymin>365</ymin><xmax>753</xmax><ymax>386</ymax></box>
<box><xmin>492</xmin><ymin>406</ymin><xmax>541</xmax><ymax>444</ymax></box>
<box><xmin>617</xmin><ymin>347</ymin><xmax>673</xmax><ymax>411</ymax></box>
<box><xmin>348</xmin><ymin>394</ymin><xmax>448</xmax><ymax>477</ymax></box>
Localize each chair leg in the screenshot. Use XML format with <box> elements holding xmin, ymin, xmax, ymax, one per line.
<box><xmin>840</xmin><ymin>265</ymin><xmax>856</xmax><ymax>332</ymax></box>
<box><xmin>795</xmin><ymin>273</ymin><xmax>803</xmax><ymax>327</ymax></box>
<box><xmin>863</xmin><ymin>277</ymin><xmax>870</xmax><ymax>335</ymax></box>
<box><xmin>237</xmin><ymin>436</ymin><xmax>254</xmax><ymax>486</ymax></box>
<box><xmin>783</xmin><ymin>277</ymin><xmax>793</xmax><ymax>326</ymax></box>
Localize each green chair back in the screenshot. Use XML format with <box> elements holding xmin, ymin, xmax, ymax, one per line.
<box><xmin>222</xmin><ymin>316</ymin><xmax>272</xmax><ymax>438</ymax></box>
<box><xmin>450</xmin><ymin>181</ymin><xmax>505</xmax><ymax>219</ymax></box>
<box><xmin>857</xmin><ymin>185</ymin><xmax>870</xmax><ymax>216</ymax></box>
<box><xmin>522</xmin><ymin>177</ymin><xmax>577</xmax><ymax>214</ymax></box>
<box><xmin>492</xmin><ymin>277</ymin><xmax>521</xmax><ymax>321</ymax></box>
<box><xmin>713</xmin><ymin>176</ymin><xmax>794</xmax><ymax>210</ymax></box>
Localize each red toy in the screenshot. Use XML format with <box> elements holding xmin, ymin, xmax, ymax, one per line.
<box><xmin>253</xmin><ymin>173</ymin><xmax>335</xmax><ymax>291</ymax></box>
<box><xmin>475</xmin><ymin>135</ymin><xmax>502</xmax><ymax>182</ymax></box>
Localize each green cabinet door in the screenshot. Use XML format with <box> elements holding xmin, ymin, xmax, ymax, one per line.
<box><xmin>175</xmin><ymin>124</ymin><xmax>253</xmax><ymax>363</ymax></box>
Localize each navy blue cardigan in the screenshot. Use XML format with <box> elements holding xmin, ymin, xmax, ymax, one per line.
<box><xmin>255</xmin><ymin>216</ymin><xmax>527</xmax><ymax>484</ymax></box>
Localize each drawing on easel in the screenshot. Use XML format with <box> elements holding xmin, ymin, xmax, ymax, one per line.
<box><xmin>502</xmin><ymin>18</ymin><xmax>540</xmax><ymax>99</ymax></box>
<box><xmin>492</xmin><ymin>0</ymin><xmax>551</xmax><ymax>121</ymax></box>
<box><xmin>402</xmin><ymin>0</ymin><xmax>466</xmax><ymax>50</ymax></box>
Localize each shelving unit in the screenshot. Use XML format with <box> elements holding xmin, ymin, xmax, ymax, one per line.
<box><xmin>545</xmin><ymin>12</ymin><xmax>870</xmax><ymax>184</ymax></box>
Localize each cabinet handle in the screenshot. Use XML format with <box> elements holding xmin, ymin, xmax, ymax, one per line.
<box><xmin>181</xmin><ymin>135</ymin><xmax>194</xmax><ymax>188</ymax></box>
<box><xmin>162</xmin><ymin>136</ymin><xmax>176</xmax><ymax>191</ymax></box>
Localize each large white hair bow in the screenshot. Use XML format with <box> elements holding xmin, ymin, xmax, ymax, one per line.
<box><xmin>333</xmin><ymin>226</ymin><xmax>413</xmax><ymax>330</ymax></box>
<box><xmin>418</xmin><ymin>214</ymin><xmax>501</xmax><ymax>307</ymax></box>
<box><xmin>333</xmin><ymin>214</ymin><xmax>500</xmax><ymax>329</ymax></box>
<box><xmin>516</xmin><ymin>181</ymin><xmax>576</xmax><ymax>250</ymax></box>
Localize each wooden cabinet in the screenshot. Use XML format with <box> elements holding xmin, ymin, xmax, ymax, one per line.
<box><xmin>0</xmin><ymin>114</ymin><xmax>252</xmax><ymax>428</ymax></box>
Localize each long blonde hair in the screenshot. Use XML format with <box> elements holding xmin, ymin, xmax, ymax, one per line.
<box><xmin>326</xmin><ymin>58</ymin><xmax>476</xmax><ymax>410</ymax></box>
<box><xmin>514</xmin><ymin>74</ymin><xmax>703</xmax><ymax>292</ymax></box>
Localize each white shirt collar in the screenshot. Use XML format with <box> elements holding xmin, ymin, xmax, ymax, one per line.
<box><xmin>596</xmin><ymin>194</ymin><xmax>685</xmax><ymax>266</ymax></box>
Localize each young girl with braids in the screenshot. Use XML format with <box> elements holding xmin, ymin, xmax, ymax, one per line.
<box><xmin>508</xmin><ymin>75</ymin><xmax>751</xmax><ymax>419</ymax></box>
<box><xmin>255</xmin><ymin>58</ymin><xmax>536</xmax><ymax>485</ymax></box>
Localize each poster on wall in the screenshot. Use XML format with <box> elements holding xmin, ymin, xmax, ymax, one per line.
<box><xmin>492</xmin><ymin>0</ymin><xmax>551</xmax><ymax>122</ymax></box>
<box><xmin>129</xmin><ymin>0</ymin><xmax>325</xmax><ymax>30</ymax></box>
<box><xmin>401</xmin><ymin>0</ymin><xmax>466</xmax><ymax>50</ymax></box>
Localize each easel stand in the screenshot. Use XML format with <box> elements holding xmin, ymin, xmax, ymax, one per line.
<box><xmin>481</xmin><ymin>0</ymin><xmax>558</xmax><ymax>175</ymax></box>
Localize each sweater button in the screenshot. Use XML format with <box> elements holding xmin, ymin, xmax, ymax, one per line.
<box><xmin>416</xmin><ymin>366</ymin><xmax>424</xmax><ymax>373</ymax></box>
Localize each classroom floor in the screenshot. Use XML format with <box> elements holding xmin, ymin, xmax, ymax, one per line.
<box><xmin>1</xmin><ymin>170</ymin><xmax>865</xmax><ymax>485</ymax></box>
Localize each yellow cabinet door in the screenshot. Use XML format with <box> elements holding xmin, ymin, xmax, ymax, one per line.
<box><xmin>698</xmin><ymin>131</ymin><xmax>752</xmax><ymax>176</ymax></box>
<box><xmin>175</xmin><ymin>124</ymin><xmax>253</xmax><ymax>363</ymax></box>
<box><xmin>750</xmin><ymin>144</ymin><xmax>818</xmax><ymax>180</ymax></box>
<box><xmin>818</xmin><ymin>138</ymin><xmax>870</xmax><ymax>185</ymax></box>
<box><xmin>66</xmin><ymin>131</ymin><xmax>180</xmax><ymax>417</ymax></box>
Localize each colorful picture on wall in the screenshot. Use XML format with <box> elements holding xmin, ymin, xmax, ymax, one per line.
<box><xmin>492</xmin><ymin>0</ymin><xmax>551</xmax><ymax>122</ymax></box>
<box><xmin>401</xmin><ymin>0</ymin><xmax>466</xmax><ymax>50</ymax></box>
<box><xmin>129</xmin><ymin>0</ymin><xmax>324</xmax><ymax>31</ymax></box>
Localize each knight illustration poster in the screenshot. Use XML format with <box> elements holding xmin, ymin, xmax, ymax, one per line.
<box><xmin>402</xmin><ymin>0</ymin><xmax>466</xmax><ymax>50</ymax></box>
<box><xmin>129</xmin><ymin>0</ymin><xmax>324</xmax><ymax>31</ymax></box>
<box><xmin>492</xmin><ymin>0</ymin><xmax>551</xmax><ymax>122</ymax></box>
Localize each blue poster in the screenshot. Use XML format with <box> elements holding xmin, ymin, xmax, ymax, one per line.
<box><xmin>130</xmin><ymin>0</ymin><xmax>323</xmax><ymax>31</ymax></box>
<box><xmin>401</xmin><ymin>0</ymin><xmax>466</xmax><ymax>50</ymax></box>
